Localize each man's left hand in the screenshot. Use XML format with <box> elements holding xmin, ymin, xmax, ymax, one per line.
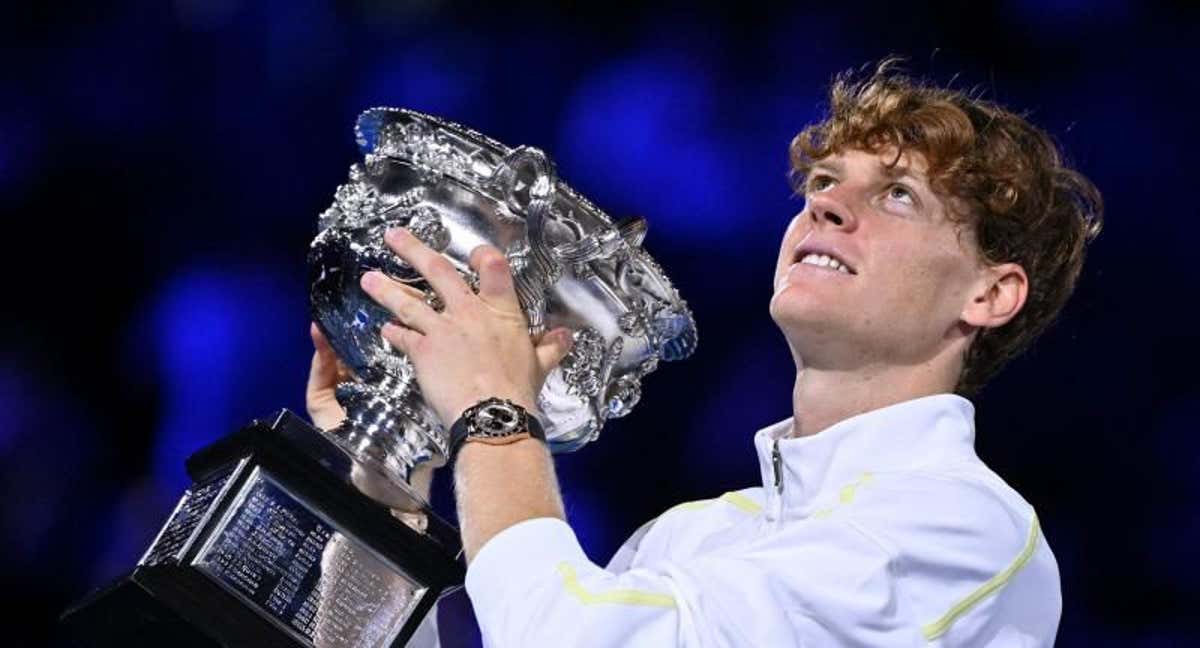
<box><xmin>360</xmin><ymin>227</ymin><xmax>573</xmax><ymax>427</ymax></box>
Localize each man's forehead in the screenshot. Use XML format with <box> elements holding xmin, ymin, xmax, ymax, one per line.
<box><xmin>814</xmin><ymin>148</ymin><xmax>931</xmax><ymax>180</ymax></box>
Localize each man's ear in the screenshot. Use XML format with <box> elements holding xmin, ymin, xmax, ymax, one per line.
<box><xmin>962</xmin><ymin>262</ymin><xmax>1028</xmax><ymax>330</ymax></box>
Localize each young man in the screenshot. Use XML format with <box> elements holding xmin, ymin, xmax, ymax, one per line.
<box><xmin>308</xmin><ymin>61</ymin><xmax>1102</xmax><ymax>646</ymax></box>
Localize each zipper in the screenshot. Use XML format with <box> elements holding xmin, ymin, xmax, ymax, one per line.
<box><xmin>770</xmin><ymin>438</ymin><xmax>785</xmax><ymax>527</ymax></box>
<box><xmin>771</xmin><ymin>439</ymin><xmax>784</xmax><ymax>494</ymax></box>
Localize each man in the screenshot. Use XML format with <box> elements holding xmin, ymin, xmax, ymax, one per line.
<box><xmin>307</xmin><ymin>60</ymin><xmax>1102</xmax><ymax>646</ymax></box>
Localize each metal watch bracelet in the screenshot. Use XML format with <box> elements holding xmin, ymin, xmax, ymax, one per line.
<box><xmin>448</xmin><ymin>398</ymin><xmax>547</xmax><ymax>462</ymax></box>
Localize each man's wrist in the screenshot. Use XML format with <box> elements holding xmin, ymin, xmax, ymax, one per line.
<box><xmin>449</xmin><ymin>397</ymin><xmax>546</xmax><ymax>462</ymax></box>
<box><xmin>443</xmin><ymin>391</ymin><xmax>539</xmax><ymax>428</ymax></box>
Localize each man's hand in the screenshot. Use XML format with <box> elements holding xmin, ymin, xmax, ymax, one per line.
<box><xmin>307</xmin><ymin>320</ymin><xmax>436</xmax><ymax>511</ymax></box>
<box><xmin>359</xmin><ymin>227</ymin><xmax>573</xmax><ymax>427</ymax></box>
<box><xmin>306</xmin><ymin>322</ymin><xmax>350</xmax><ymax>431</ymax></box>
<box><xmin>357</xmin><ymin>227</ymin><xmax>574</xmax><ymax>558</ymax></box>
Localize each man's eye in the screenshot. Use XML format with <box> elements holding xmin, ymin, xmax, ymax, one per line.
<box><xmin>808</xmin><ymin>175</ymin><xmax>836</xmax><ymax>192</ymax></box>
<box><xmin>887</xmin><ymin>184</ymin><xmax>915</xmax><ymax>205</ymax></box>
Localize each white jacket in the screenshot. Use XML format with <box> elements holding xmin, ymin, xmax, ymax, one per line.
<box><xmin>464</xmin><ymin>394</ymin><xmax>1061</xmax><ymax>647</ymax></box>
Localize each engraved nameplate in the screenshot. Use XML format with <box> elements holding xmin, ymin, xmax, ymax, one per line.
<box><xmin>140</xmin><ymin>463</ymin><xmax>241</xmax><ymax>566</ymax></box>
<box><xmin>194</xmin><ymin>468</ymin><xmax>427</xmax><ymax>647</ymax></box>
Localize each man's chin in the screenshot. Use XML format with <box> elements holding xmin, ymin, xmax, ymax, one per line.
<box><xmin>769</xmin><ymin>306</ymin><xmax>845</xmax><ymax>345</ymax></box>
<box><xmin>769</xmin><ymin>291</ymin><xmax>843</xmax><ymax>329</ymax></box>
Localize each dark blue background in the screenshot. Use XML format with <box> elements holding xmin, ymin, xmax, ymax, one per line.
<box><xmin>4</xmin><ymin>2</ymin><xmax>1197</xmax><ymax>645</ymax></box>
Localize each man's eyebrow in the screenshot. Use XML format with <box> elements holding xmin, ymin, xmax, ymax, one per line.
<box><xmin>810</xmin><ymin>159</ymin><xmax>843</xmax><ymax>174</ymax></box>
<box><xmin>879</xmin><ymin>161</ymin><xmax>929</xmax><ymax>184</ymax></box>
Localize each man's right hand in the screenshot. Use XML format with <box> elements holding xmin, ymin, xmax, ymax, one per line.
<box><xmin>306</xmin><ymin>322</ymin><xmax>350</xmax><ymax>431</ymax></box>
<box><xmin>306</xmin><ymin>321</ymin><xmax>435</xmax><ymax>511</ymax></box>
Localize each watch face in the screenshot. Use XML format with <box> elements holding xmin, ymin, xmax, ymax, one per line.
<box><xmin>472</xmin><ymin>401</ymin><xmax>524</xmax><ymax>437</ymax></box>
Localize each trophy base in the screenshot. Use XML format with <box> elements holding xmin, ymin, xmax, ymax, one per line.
<box><xmin>60</xmin><ymin>566</ymin><xmax>284</xmax><ymax>647</ymax></box>
<box><xmin>61</xmin><ymin>410</ymin><xmax>464</xmax><ymax>647</ymax></box>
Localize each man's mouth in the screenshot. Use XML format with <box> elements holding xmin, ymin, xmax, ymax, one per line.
<box><xmin>792</xmin><ymin>248</ymin><xmax>857</xmax><ymax>275</ymax></box>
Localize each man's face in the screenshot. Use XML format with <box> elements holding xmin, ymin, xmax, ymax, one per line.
<box><xmin>769</xmin><ymin>147</ymin><xmax>985</xmax><ymax>370</ymax></box>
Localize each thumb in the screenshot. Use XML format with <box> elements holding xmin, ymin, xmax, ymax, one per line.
<box><xmin>535</xmin><ymin>327</ymin><xmax>574</xmax><ymax>375</ymax></box>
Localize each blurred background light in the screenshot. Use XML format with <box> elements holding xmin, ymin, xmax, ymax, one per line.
<box><xmin>559</xmin><ymin>52</ymin><xmax>738</xmax><ymax>244</ymax></box>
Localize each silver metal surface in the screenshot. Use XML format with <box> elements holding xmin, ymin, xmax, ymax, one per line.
<box><xmin>140</xmin><ymin>461</ymin><xmax>245</xmax><ymax>567</ymax></box>
<box><xmin>194</xmin><ymin>467</ymin><xmax>428</xmax><ymax>648</ymax></box>
<box><xmin>309</xmin><ymin>107</ymin><xmax>697</xmax><ymax>501</ymax></box>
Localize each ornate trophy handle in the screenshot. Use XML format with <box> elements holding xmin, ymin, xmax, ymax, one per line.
<box><xmin>553</xmin><ymin>215</ymin><xmax>647</xmax><ymax>265</ymax></box>
<box><xmin>493</xmin><ymin>146</ymin><xmax>561</xmax><ymax>338</ymax></box>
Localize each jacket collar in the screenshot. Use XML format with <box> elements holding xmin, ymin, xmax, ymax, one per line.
<box><xmin>753</xmin><ymin>394</ymin><xmax>978</xmax><ymax>519</ymax></box>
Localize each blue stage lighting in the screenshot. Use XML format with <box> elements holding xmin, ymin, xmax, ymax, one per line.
<box><xmin>353</xmin><ymin>37</ymin><xmax>487</xmax><ymax>121</ymax></box>
<box><xmin>558</xmin><ymin>56</ymin><xmax>742</xmax><ymax>244</ymax></box>
<box><xmin>150</xmin><ymin>271</ymin><xmax>241</xmax><ymax>492</ymax></box>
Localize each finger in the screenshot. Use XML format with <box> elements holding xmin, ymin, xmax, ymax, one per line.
<box><xmin>381</xmin><ymin>321</ymin><xmax>424</xmax><ymax>355</ymax></box>
<box><xmin>534</xmin><ymin>327</ymin><xmax>575</xmax><ymax>375</ymax></box>
<box><xmin>469</xmin><ymin>245</ymin><xmax>521</xmax><ymax>310</ymax></box>
<box><xmin>308</xmin><ymin>323</ymin><xmax>339</xmax><ymax>392</ymax></box>
<box><xmin>361</xmin><ymin>271</ymin><xmax>441</xmax><ymax>333</ymax></box>
<box><xmin>314</xmin><ymin>322</ymin><xmax>356</xmax><ymax>381</ymax></box>
<box><xmin>385</xmin><ymin>228</ymin><xmax>472</xmax><ymax>308</ymax></box>
<box><xmin>307</xmin><ymin>350</ymin><xmax>335</xmax><ymax>398</ymax></box>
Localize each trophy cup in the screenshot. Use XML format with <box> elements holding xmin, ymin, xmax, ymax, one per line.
<box><xmin>61</xmin><ymin>108</ymin><xmax>697</xmax><ymax>647</ymax></box>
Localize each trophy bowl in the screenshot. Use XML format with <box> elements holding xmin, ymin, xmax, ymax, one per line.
<box><xmin>309</xmin><ymin>107</ymin><xmax>698</xmax><ymax>497</ymax></box>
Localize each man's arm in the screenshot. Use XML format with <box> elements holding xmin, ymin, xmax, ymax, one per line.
<box><xmin>454</xmin><ymin>438</ymin><xmax>564</xmax><ymax>561</ymax></box>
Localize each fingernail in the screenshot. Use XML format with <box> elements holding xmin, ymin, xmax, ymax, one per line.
<box><xmin>386</xmin><ymin>227</ymin><xmax>407</xmax><ymax>242</ymax></box>
<box><xmin>361</xmin><ymin>271</ymin><xmax>380</xmax><ymax>290</ymax></box>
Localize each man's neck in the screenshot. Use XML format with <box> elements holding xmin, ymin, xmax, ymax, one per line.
<box><xmin>790</xmin><ymin>360</ymin><xmax>960</xmax><ymax>438</ymax></box>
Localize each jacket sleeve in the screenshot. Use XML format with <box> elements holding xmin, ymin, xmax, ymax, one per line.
<box><xmin>464</xmin><ymin>517</ymin><xmax>922</xmax><ymax>647</ymax></box>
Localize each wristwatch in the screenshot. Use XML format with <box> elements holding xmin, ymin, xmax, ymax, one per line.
<box><xmin>448</xmin><ymin>397</ymin><xmax>546</xmax><ymax>460</ymax></box>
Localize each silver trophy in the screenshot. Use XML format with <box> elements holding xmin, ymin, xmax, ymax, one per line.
<box><xmin>62</xmin><ymin>108</ymin><xmax>696</xmax><ymax>648</ymax></box>
<box><xmin>309</xmin><ymin>107</ymin><xmax>697</xmax><ymax>505</ymax></box>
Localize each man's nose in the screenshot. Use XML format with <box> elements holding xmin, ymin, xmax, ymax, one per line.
<box><xmin>806</xmin><ymin>194</ymin><xmax>857</xmax><ymax>231</ymax></box>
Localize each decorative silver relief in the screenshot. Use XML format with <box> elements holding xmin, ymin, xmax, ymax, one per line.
<box><xmin>558</xmin><ymin>327</ymin><xmax>606</xmax><ymax>398</ymax></box>
<box><xmin>405</xmin><ymin>206</ymin><xmax>450</xmax><ymax>252</ymax></box>
<box><xmin>572</xmin><ymin>262</ymin><xmax>596</xmax><ymax>282</ymax></box>
<box><xmin>637</xmin><ymin>355</ymin><xmax>659</xmax><ymax>377</ymax></box>
<box><xmin>604</xmin><ymin>374</ymin><xmax>642</xmax><ymax>420</ymax></box>
<box><xmin>394</xmin><ymin>186</ymin><xmax>426</xmax><ymax>209</ymax></box>
<box><xmin>364</xmin><ymin>153</ymin><xmax>390</xmax><ymax>178</ymax></box>
<box><xmin>333</xmin><ymin>181</ymin><xmax>394</xmax><ymax>229</ymax></box>
<box><xmin>551</xmin><ymin>226</ymin><xmax>623</xmax><ymax>265</ymax></box>
<box><xmin>618</xmin><ymin>311</ymin><xmax>646</xmax><ymax>337</ymax></box>
<box><xmin>505</xmin><ymin>240</ymin><xmax>532</xmax><ymax>274</ymax></box>
<box><xmin>607</xmin><ymin>335</ymin><xmax>625</xmax><ymax>363</ymax></box>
